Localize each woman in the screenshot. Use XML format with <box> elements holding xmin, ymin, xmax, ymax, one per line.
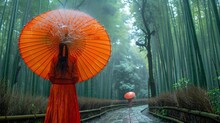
<box><xmin>44</xmin><ymin>43</ymin><xmax>81</xmax><ymax>123</ymax></box>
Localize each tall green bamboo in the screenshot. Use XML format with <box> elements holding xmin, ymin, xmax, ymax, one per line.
<box><xmin>149</xmin><ymin>0</ymin><xmax>220</xmax><ymax>92</ymax></box>
<box><xmin>0</xmin><ymin>0</ymin><xmax>8</xmax><ymax>58</ymax></box>
<box><xmin>2</xmin><ymin>0</ymin><xmax>19</xmax><ymax>90</ymax></box>
<box><xmin>11</xmin><ymin>0</ymin><xmax>31</xmax><ymax>88</ymax></box>
<box><xmin>211</xmin><ymin>0</ymin><xmax>220</xmax><ymax>37</ymax></box>
<box><xmin>181</xmin><ymin>0</ymin><xmax>207</xmax><ymax>88</ymax></box>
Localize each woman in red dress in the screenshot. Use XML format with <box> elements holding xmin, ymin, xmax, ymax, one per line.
<box><xmin>44</xmin><ymin>43</ymin><xmax>81</xmax><ymax>123</ymax></box>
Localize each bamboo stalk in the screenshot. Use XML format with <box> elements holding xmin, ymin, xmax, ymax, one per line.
<box><xmin>0</xmin><ymin>114</ymin><xmax>45</xmax><ymax>120</ymax></box>
<box><xmin>149</xmin><ymin>111</ymin><xmax>184</xmax><ymax>123</ymax></box>
<box><xmin>149</xmin><ymin>106</ymin><xmax>220</xmax><ymax>122</ymax></box>
<box><xmin>0</xmin><ymin>104</ymin><xmax>129</xmax><ymax>121</ymax></box>
<box><xmin>80</xmin><ymin>108</ymin><xmax>100</xmax><ymax>113</ymax></box>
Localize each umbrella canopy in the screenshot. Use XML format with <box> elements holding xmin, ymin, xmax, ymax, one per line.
<box><xmin>19</xmin><ymin>9</ymin><xmax>111</xmax><ymax>82</ymax></box>
<box><xmin>124</xmin><ymin>92</ymin><xmax>136</xmax><ymax>100</ymax></box>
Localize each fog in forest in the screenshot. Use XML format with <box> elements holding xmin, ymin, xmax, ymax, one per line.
<box><xmin>0</xmin><ymin>0</ymin><xmax>220</xmax><ymax>121</ymax></box>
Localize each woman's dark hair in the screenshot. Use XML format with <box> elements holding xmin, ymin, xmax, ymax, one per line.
<box><xmin>56</xmin><ymin>43</ymin><xmax>68</xmax><ymax>73</ymax></box>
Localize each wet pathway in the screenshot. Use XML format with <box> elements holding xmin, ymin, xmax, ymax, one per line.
<box><xmin>86</xmin><ymin>105</ymin><xmax>164</xmax><ymax>123</ymax></box>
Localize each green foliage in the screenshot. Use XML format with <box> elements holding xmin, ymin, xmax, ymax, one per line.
<box><xmin>113</xmin><ymin>60</ymin><xmax>140</xmax><ymax>99</ymax></box>
<box><xmin>173</xmin><ymin>78</ymin><xmax>191</xmax><ymax>90</ymax></box>
<box><xmin>149</xmin><ymin>86</ymin><xmax>213</xmax><ymax>112</ymax></box>
<box><xmin>113</xmin><ymin>51</ymin><xmax>148</xmax><ymax>99</ymax></box>
<box><xmin>208</xmin><ymin>88</ymin><xmax>220</xmax><ymax>115</ymax></box>
<box><xmin>138</xmin><ymin>89</ymin><xmax>148</xmax><ymax>98</ymax></box>
<box><xmin>214</xmin><ymin>75</ymin><xmax>220</xmax><ymax>81</ymax></box>
<box><xmin>160</xmin><ymin>109</ymin><xmax>167</xmax><ymax>116</ymax></box>
<box><xmin>119</xmin><ymin>81</ymin><xmax>135</xmax><ymax>91</ymax></box>
<box><xmin>215</xmin><ymin>70</ymin><xmax>220</xmax><ymax>80</ymax></box>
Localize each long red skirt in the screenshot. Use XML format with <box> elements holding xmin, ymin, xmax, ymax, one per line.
<box><xmin>44</xmin><ymin>84</ymin><xmax>81</xmax><ymax>123</ymax></box>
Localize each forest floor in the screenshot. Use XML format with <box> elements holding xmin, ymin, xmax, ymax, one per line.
<box><xmin>87</xmin><ymin>105</ymin><xmax>165</xmax><ymax>123</ymax></box>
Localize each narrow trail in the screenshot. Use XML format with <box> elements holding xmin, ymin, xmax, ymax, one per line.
<box><xmin>86</xmin><ymin>105</ymin><xmax>165</xmax><ymax>123</ymax></box>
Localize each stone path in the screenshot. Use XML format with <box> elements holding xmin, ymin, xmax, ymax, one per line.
<box><xmin>85</xmin><ymin>105</ymin><xmax>164</xmax><ymax>123</ymax></box>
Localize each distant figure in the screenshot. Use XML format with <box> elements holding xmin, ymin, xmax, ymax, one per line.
<box><xmin>44</xmin><ymin>43</ymin><xmax>80</xmax><ymax>123</ymax></box>
<box><xmin>128</xmin><ymin>99</ymin><xmax>133</xmax><ymax>107</ymax></box>
<box><xmin>124</xmin><ymin>91</ymin><xmax>135</xmax><ymax>108</ymax></box>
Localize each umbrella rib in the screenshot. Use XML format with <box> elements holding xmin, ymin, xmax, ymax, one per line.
<box><xmin>29</xmin><ymin>19</ymin><xmax>52</xmax><ymax>31</ymax></box>
<box><xmin>75</xmin><ymin>14</ymin><xmax>93</xmax><ymax>26</ymax></box>
<box><xmin>85</xmin><ymin>41</ymin><xmax>111</xmax><ymax>51</ymax></box>
<box><xmin>68</xmin><ymin>12</ymin><xmax>81</xmax><ymax>28</ymax></box>
<box><xmin>58</xmin><ymin>9</ymin><xmax>65</xmax><ymax>24</ymax></box>
<box><xmin>32</xmin><ymin>11</ymin><xmax>65</xmax><ymax>33</ymax></box>
<box><xmin>80</xmin><ymin>24</ymin><xmax>98</xmax><ymax>33</ymax></box>
<box><xmin>28</xmin><ymin>48</ymin><xmax>55</xmax><ymax>73</ymax></box>
<box><xmin>22</xmin><ymin>30</ymin><xmax>51</xmax><ymax>35</ymax></box>
<box><xmin>82</xmin><ymin>26</ymin><xmax>107</xmax><ymax>35</ymax></box>
<box><xmin>20</xmin><ymin>45</ymin><xmax>50</xmax><ymax>54</ymax></box>
<box><xmin>19</xmin><ymin>44</ymin><xmax>48</xmax><ymax>53</ymax></box>
<box><xmin>33</xmin><ymin>15</ymin><xmax>53</xmax><ymax>24</ymax></box>
<box><xmin>70</xmin><ymin>12</ymin><xmax>84</xmax><ymax>32</ymax></box>
<box><xmin>69</xmin><ymin>52</ymin><xmax>84</xmax><ymax>81</ymax></box>
<box><xmin>25</xmin><ymin>20</ymin><xmax>54</xmax><ymax>32</ymax></box>
<box><xmin>20</xmin><ymin>47</ymin><xmax>48</xmax><ymax>54</ymax></box>
<box><xmin>80</xmin><ymin>24</ymin><xmax>104</xmax><ymax>35</ymax></box>
<box><xmin>85</xmin><ymin>46</ymin><xmax>111</xmax><ymax>56</ymax></box>
<box><xmin>83</xmin><ymin>50</ymin><xmax>109</xmax><ymax>64</ymax></box>
<box><xmin>25</xmin><ymin>47</ymin><xmax>54</xmax><ymax>65</ymax></box>
<box><xmin>80</xmin><ymin>50</ymin><xmax>110</xmax><ymax>78</ymax></box>
<box><xmin>74</xmin><ymin>50</ymin><xmax>90</xmax><ymax>81</ymax></box>
<box><xmin>82</xmin><ymin>50</ymin><xmax>106</xmax><ymax>68</ymax></box>
<box><xmin>78</xmin><ymin>22</ymin><xmax>97</xmax><ymax>32</ymax></box>
<box><xmin>22</xmin><ymin>30</ymin><xmax>50</xmax><ymax>33</ymax></box>
<box><xmin>76</xmin><ymin>56</ymin><xmax>90</xmax><ymax>80</ymax></box>
<box><xmin>86</xmin><ymin>41</ymin><xmax>110</xmax><ymax>47</ymax></box>
<box><xmin>19</xmin><ymin>39</ymin><xmax>49</xmax><ymax>43</ymax></box>
<box><xmin>81</xmin><ymin>52</ymin><xmax>103</xmax><ymax>70</ymax></box>
<box><xmin>85</xmin><ymin>40</ymin><xmax>110</xmax><ymax>45</ymax></box>
<box><xmin>35</xmin><ymin>13</ymin><xmax>56</xmax><ymax>26</ymax></box>
<box><xmin>19</xmin><ymin>37</ymin><xmax>48</xmax><ymax>40</ymax></box>
<box><xmin>85</xmin><ymin>39</ymin><xmax>109</xmax><ymax>41</ymax></box>
<box><xmin>86</xmin><ymin>30</ymin><xmax>108</xmax><ymax>37</ymax></box>
<box><xmin>19</xmin><ymin>40</ymin><xmax>48</xmax><ymax>46</ymax></box>
<box><xmin>66</xmin><ymin>10</ymin><xmax>71</xmax><ymax>25</ymax></box>
<box><xmin>83</xmin><ymin>48</ymin><xmax>108</xmax><ymax>62</ymax></box>
<box><xmin>21</xmin><ymin>46</ymin><xmax>52</xmax><ymax>59</ymax></box>
<box><xmin>77</xmin><ymin>18</ymin><xmax>96</xmax><ymax>29</ymax></box>
<box><xmin>24</xmin><ymin>27</ymin><xmax>51</xmax><ymax>33</ymax></box>
<box><xmin>65</xmin><ymin>11</ymin><xmax>71</xmax><ymax>26</ymax></box>
<box><xmin>70</xmin><ymin>18</ymin><xmax>95</xmax><ymax>34</ymax></box>
<box><xmin>79</xmin><ymin>20</ymin><xmax>104</xmax><ymax>34</ymax></box>
<box><xmin>38</xmin><ymin>52</ymin><xmax>56</xmax><ymax>77</ymax></box>
<box><xmin>68</xmin><ymin>13</ymin><xmax>84</xmax><ymax>32</ymax></box>
<box><xmin>21</xmin><ymin>29</ymin><xmax>51</xmax><ymax>34</ymax></box>
<box><xmin>20</xmin><ymin>33</ymin><xmax>48</xmax><ymax>36</ymax></box>
<box><xmin>68</xmin><ymin>10</ymin><xmax>78</xmax><ymax>26</ymax></box>
<box><xmin>77</xmin><ymin>50</ymin><xmax>98</xmax><ymax>77</ymax></box>
<box><xmin>83</xmin><ymin>53</ymin><xmax>108</xmax><ymax>69</ymax></box>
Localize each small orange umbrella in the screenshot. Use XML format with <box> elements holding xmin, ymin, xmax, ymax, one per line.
<box><xmin>19</xmin><ymin>9</ymin><xmax>111</xmax><ymax>82</ymax></box>
<box><xmin>124</xmin><ymin>92</ymin><xmax>136</xmax><ymax>100</ymax></box>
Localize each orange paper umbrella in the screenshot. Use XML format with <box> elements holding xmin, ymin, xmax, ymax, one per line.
<box><xmin>124</xmin><ymin>92</ymin><xmax>136</xmax><ymax>100</ymax></box>
<box><xmin>19</xmin><ymin>9</ymin><xmax>111</xmax><ymax>82</ymax></box>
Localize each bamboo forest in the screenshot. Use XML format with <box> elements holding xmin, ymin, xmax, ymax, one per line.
<box><xmin>0</xmin><ymin>0</ymin><xmax>220</xmax><ymax>123</ymax></box>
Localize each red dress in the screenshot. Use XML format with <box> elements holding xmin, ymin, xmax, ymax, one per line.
<box><xmin>44</xmin><ymin>57</ymin><xmax>81</xmax><ymax>123</ymax></box>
